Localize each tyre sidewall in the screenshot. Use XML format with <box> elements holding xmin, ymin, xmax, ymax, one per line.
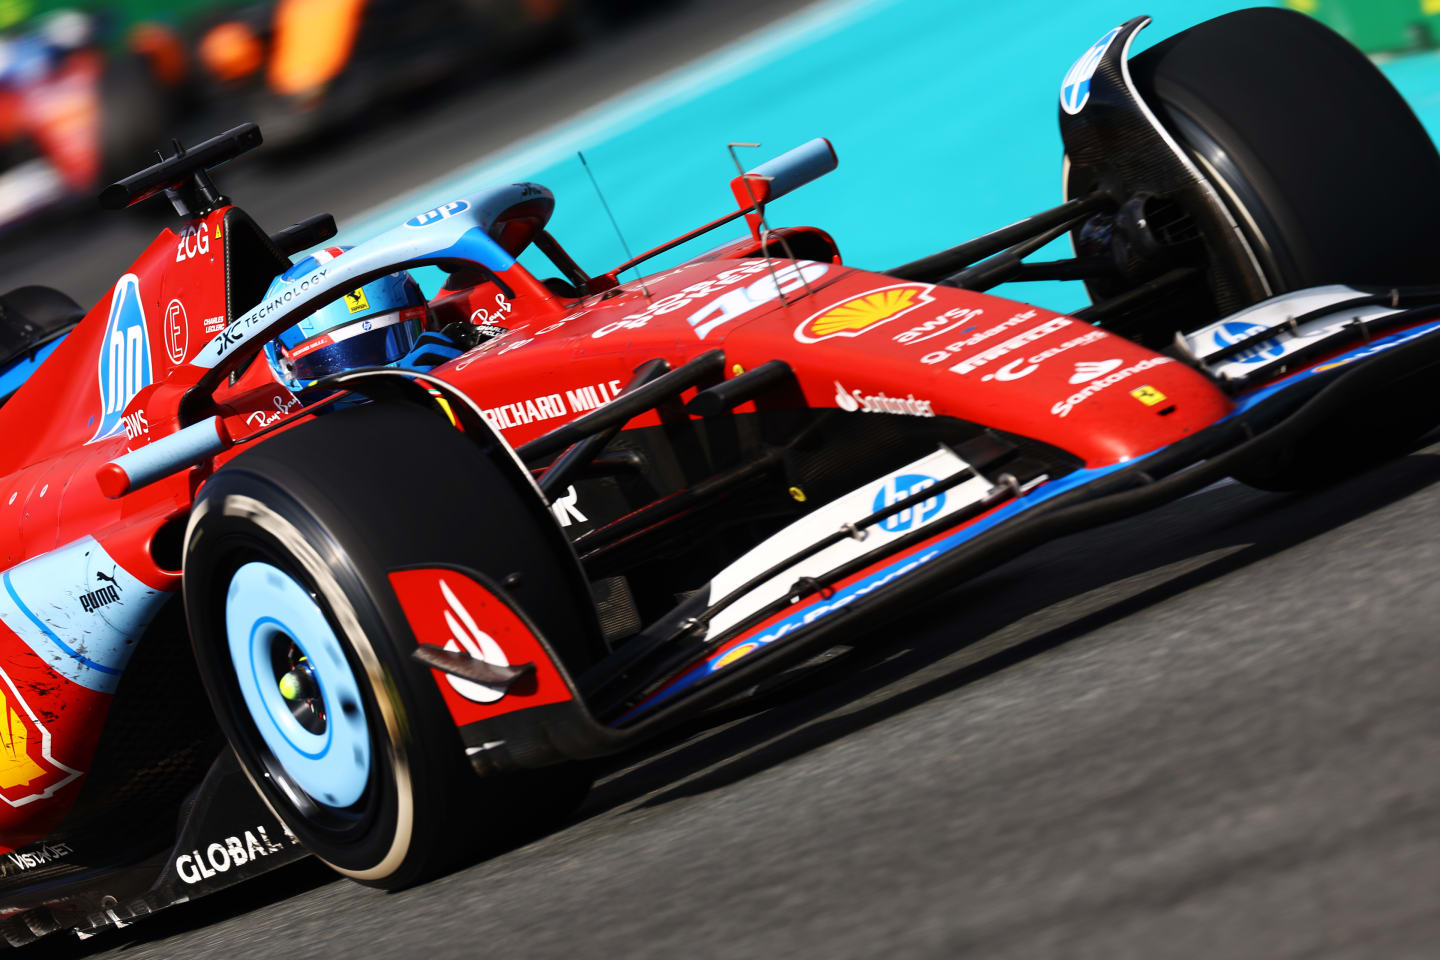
<box><xmin>1132</xmin><ymin>9</ymin><xmax>1440</xmax><ymax>292</ymax></box>
<box><xmin>185</xmin><ymin>469</ymin><xmax>458</xmax><ymax>885</ymax></box>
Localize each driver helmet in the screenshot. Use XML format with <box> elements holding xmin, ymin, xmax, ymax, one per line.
<box><xmin>263</xmin><ymin>246</ymin><xmax>428</xmax><ymax>390</ymax></box>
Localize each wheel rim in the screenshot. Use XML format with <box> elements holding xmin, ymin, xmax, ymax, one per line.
<box><xmin>225</xmin><ymin>561</ymin><xmax>372</xmax><ymax>809</ymax></box>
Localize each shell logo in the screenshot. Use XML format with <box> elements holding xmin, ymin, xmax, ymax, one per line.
<box><xmin>0</xmin><ymin>671</ymin><xmax>79</xmax><ymax>806</ymax></box>
<box><xmin>795</xmin><ymin>283</ymin><xmax>935</xmax><ymax>343</ymax></box>
<box><xmin>0</xmin><ymin>695</ymin><xmax>46</xmax><ymax>791</ymax></box>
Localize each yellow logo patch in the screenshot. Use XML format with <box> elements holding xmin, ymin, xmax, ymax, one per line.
<box><xmin>0</xmin><ymin>689</ymin><xmax>45</xmax><ymax>789</ymax></box>
<box><xmin>1130</xmin><ymin>385</ymin><xmax>1168</xmax><ymax>407</ymax></box>
<box><xmin>712</xmin><ymin>642</ymin><xmax>760</xmax><ymax>671</ymax></box>
<box><xmin>0</xmin><ymin>672</ymin><xmax>80</xmax><ymax>803</ymax></box>
<box><xmin>796</xmin><ymin>283</ymin><xmax>934</xmax><ymax>342</ymax></box>
<box><xmin>344</xmin><ymin>288</ymin><xmax>370</xmax><ymax>314</ymax></box>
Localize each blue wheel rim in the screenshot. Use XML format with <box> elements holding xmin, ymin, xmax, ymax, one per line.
<box><xmin>225</xmin><ymin>561</ymin><xmax>371</xmax><ymax>809</ymax></box>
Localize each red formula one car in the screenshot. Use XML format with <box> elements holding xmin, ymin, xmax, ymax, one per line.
<box><xmin>0</xmin><ymin>9</ymin><xmax>180</xmax><ymax>233</ymax></box>
<box><xmin>2</xmin><ymin>7</ymin><xmax>1439</xmax><ymax>946</ymax></box>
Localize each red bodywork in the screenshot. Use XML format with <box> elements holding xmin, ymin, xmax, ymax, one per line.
<box><xmin>0</xmin><ymin>51</ymin><xmax>103</xmax><ymax>191</ymax></box>
<box><xmin>428</xmin><ymin>261</ymin><xmax>1230</xmax><ymax>465</ymax></box>
<box><xmin>0</xmin><ymin>50</ymin><xmax>105</xmax><ymax>227</ymax></box>
<box><xmin>0</xmin><ymin>198</ymin><xmax>1234</xmax><ymax>852</ymax></box>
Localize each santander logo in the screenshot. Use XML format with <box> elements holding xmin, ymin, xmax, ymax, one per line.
<box><xmin>832</xmin><ymin>380</ymin><xmax>935</xmax><ymax>417</ymax></box>
<box><xmin>1068</xmin><ymin>359</ymin><xmax>1123</xmax><ymax>384</ymax></box>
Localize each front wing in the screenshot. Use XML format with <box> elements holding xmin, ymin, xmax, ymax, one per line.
<box><xmin>435</xmin><ymin>310</ymin><xmax>1440</xmax><ymax>770</ymax></box>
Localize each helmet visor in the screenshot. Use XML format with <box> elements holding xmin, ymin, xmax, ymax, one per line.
<box><xmin>283</xmin><ymin>306</ymin><xmax>426</xmax><ymax>382</ymax></box>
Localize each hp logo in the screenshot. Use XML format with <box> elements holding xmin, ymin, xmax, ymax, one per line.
<box><xmin>872</xmin><ymin>474</ymin><xmax>945</xmax><ymax>533</ymax></box>
<box><xmin>1212</xmin><ymin>320</ymin><xmax>1284</xmax><ymax>364</ymax></box>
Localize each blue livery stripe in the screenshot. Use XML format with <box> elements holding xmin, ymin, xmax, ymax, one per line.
<box><xmin>2</xmin><ymin>571</ymin><xmax>120</xmax><ymax>676</ymax></box>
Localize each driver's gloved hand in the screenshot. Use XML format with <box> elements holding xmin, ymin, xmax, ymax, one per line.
<box><xmin>396</xmin><ymin>331</ymin><xmax>465</xmax><ymax>371</ymax></box>
<box><xmin>396</xmin><ymin>320</ymin><xmax>509</xmax><ymax>372</ymax></box>
<box><xmin>439</xmin><ymin>320</ymin><xmax>492</xmax><ymax>349</ymax></box>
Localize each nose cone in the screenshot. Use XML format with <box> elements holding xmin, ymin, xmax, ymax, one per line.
<box><xmin>1024</xmin><ymin>349</ymin><xmax>1230</xmax><ymax>464</ymax></box>
<box><xmin>725</xmin><ymin>276</ymin><xmax>1233</xmax><ymax>467</ymax></box>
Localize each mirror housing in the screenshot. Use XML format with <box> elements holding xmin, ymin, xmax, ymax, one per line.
<box><xmin>730</xmin><ymin>138</ymin><xmax>838</xmax><ymax>237</ymax></box>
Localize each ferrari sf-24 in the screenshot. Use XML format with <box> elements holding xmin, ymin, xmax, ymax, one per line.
<box><xmin>0</xmin><ymin>7</ymin><xmax>1437</xmax><ymax>946</ymax></box>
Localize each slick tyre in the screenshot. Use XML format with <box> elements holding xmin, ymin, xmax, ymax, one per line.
<box><xmin>184</xmin><ymin>402</ymin><xmax>600</xmax><ymax>889</ymax></box>
<box><xmin>1129</xmin><ymin>7</ymin><xmax>1440</xmax><ymax>294</ymax></box>
<box><xmin>1129</xmin><ymin>9</ymin><xmax>1440</xmax><ymax>488</ymax></box>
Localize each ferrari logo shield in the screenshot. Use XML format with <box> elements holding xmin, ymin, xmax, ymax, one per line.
<box><xmin>0</xmin><ymin>670</ymin><xmax>79</xmax><ymax>806</ymax></box>
<box><xmin>1130</xmin><ymin>385</ymin><xmax>1167</xmax><ymax>406</ymax></box>
<box><xmin>344</xmin><ymin>288</ymin><xmax>369</xmax><ymax>314</ymax></box>
<box><xmin>795</xmin><ymin>283</ymin><xmax>934</xmax><ymax>343</ymax></box>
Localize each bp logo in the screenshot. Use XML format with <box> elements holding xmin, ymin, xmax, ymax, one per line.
<box><xmin>405</xmin><ymin>200</ymin><xmax>470</xmax><ymax>229</ymax></box>
<box><xmin>91</xmin><ymin>274</ymin><xmax>152</xmax><ymax>443</ymax></box>
<box><xmin>1060</xmin><ymin>26</ymin><xmax>1122</xmax><ymax>116</ymax></box>
<box><xmin>872</xmin><ymin>474</ymin><xmax>945</xmax><ymax>533</ymax></box>
<box><xmin>1211</xmin><ymin>320</ymin><xmax>1283</xmax><ymax>364</ymax></box>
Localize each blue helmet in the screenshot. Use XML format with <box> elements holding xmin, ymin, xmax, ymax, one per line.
<box><xmin>264</xmin><ymin>246</ymin><xmax>428</xmax><ymax>390</ymax></box>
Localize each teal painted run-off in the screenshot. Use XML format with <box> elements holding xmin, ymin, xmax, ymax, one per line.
<box><xmin>345</xmin><ymin>0</ymin><xmax>1440</xmax><ymax>314</ymax></box>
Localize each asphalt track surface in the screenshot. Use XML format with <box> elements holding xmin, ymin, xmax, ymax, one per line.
<box><xmin>49</xmin><ymin>435</ymin><xmax>1440</xmax><ymax>959</ymax></box>
<box><xmin>18</xmin><ymin>1</ymin><xmax>1440</xmax><ymax>957</ymax></box>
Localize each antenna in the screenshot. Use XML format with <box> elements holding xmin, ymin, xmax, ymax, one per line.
<box><xmin>578</xmin><ymin>152</ymin><xmax>651</xmax><ymax>300</ymax></box>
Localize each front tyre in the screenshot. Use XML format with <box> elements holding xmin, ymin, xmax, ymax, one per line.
<box><xmin>1127</xmin><ymin>9</ymin><xmax>1440</xmax><ymax>488</ymax></box>
<box><xmin>184</xmin><ymin>403</ymin><xmax>597</xmax><ymax>888</ymax></box>
<box><xmin>1128</xmin><ymin>8</ymin><xmax>1440</xmax><ymax>295</ymax></box>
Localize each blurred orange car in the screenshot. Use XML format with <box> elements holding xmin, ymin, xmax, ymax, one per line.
<box><xmin>193</xmin><ymin>0</ymin><xmax>606</xmax><ymax>146</ymax></box>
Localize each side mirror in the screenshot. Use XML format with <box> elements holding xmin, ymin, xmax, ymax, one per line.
<box><xmin>730</xmin><ymin>138</ymin><xmax>837</xmax><ymax>237</ymax></box>
<box><xmin>270</xmin><ymin>213</ymin><xmax>338</xmax><ymax>256</ymax></box>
